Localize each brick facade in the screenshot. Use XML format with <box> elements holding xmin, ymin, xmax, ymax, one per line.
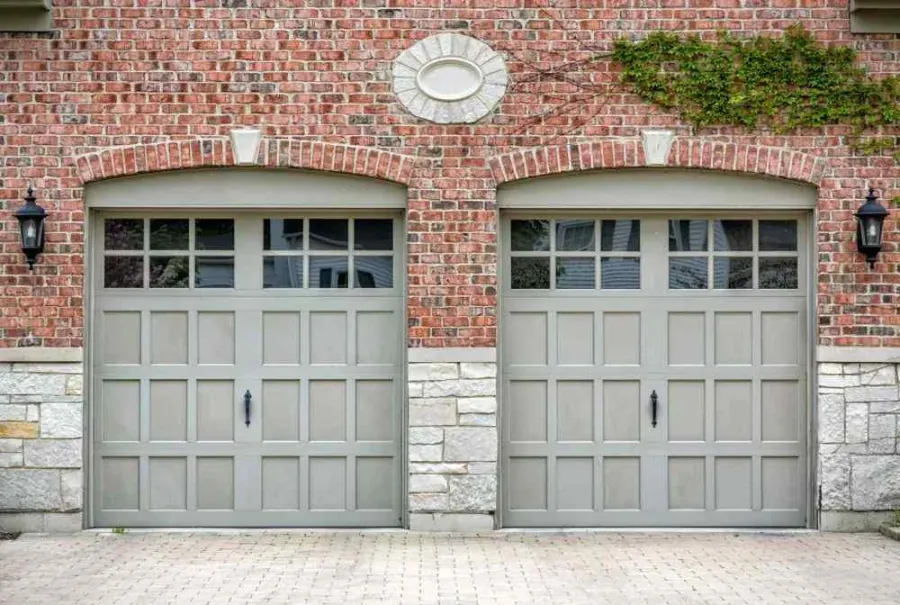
<box><xmin>0</xmin><ymin>3</ymin><xmax>898</xmax><ymax>531</ymax></box>
<box><xmin>0</xmin><ymin>3</ymin><xmax>897</xmax><ymax>348</ymax></box>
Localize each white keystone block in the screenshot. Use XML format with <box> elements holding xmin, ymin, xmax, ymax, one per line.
<box><xmin>818</xmin><ymin>394</ymin><xmax>845</xmax><ymax>444</ymax></box>
<box><xmin>230</xmin><ymin>128</ymin><xmax>262</xmax><ymax>165</ymax></box>
<box><xmin>409</xmin><ymin>399</ymin><xmax>456</xmax><ymax>426</ymax></box>
<box><xmin>641</xmin><ymin>130</ymin><xmax>675</xmax><ymax>166</ymax></box>
<box><xmin>846</xmin><ymin>387</ymin><xmax>899</xmax><ymax>402</ymax></box>
<box><xmin>846</xmin><ymin>404</ymin><xmax>869</xmax><ymax>444</ymax></box>
<box><xmin>409</xmin><ymin>493</ymin><xmax>449</xmax><ymax>512</ymax></box>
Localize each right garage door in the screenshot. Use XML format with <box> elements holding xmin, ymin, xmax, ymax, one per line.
<box><xmin>501</xmin><ymin>215</ymin><xmax>809</xmax><ymax>527</ymax></box>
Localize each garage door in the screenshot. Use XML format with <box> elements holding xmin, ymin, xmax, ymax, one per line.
<box><xmin>91</xmin><ymin>213</ymin><xmax>403</xmax><ymax>527</ymax></box>
<box><xmin>501</xmin><ymin>215</ymin><xmax>808</xmax><ymax>527</ymax></box>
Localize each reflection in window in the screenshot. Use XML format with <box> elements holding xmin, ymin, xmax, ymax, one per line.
<box><xmin>195</xmin><ymin>219</ymin><xmax>234</xmax><ymax>251</ymax></box>
<box><xmin>556</xmin><ymin>258</ymin><xmax>595</xmax><ymax>289</ymax></box>
<box><xmin>149</xmin><ymin>219</ymin><xmax>189</xmax><ymax>250</ymax></box>
<box><xmin>309</xmin><ymin>219</ymin><xmax>349</xmax><ymax>251</ymax></box>
<box><xmin>601</xmin><ymin>220</ymin><xmax>640</xmax><ymax>252</ymax></box>
<box><xmin>601</xmin><ymin>257</ymin><xmax>640</xmax><ymax>289</ymax></box>
<box><xmin>309</xmin><ymin>256</ymin><xmax>350</xmax><ymax>288</ymax></box>
<box><xmin>556</xmin><ymin>220</ymin><xmax>595</xmax><ymax>252</ymax></box>
<box><xmin>264</xmin><ymin>219</ymin><xmax>304</xmax><ymax>251</ymax></box>
<box><xmin>263</xmin><ymin>257</ymin><xmax>304</xmax><ymax>288</ymax></box>
<box><xmin>714</xmin><ymin>257</ymin><xmax>752</xmax><ymax>289</ymax></box>
<box><xmin>355</xmin><ymin>256</ymin><xmax>394</xmax><ymax>288</ymax></box>
<box><xmin>354</xmin><ymin>219</ymin><xmax>393</xmax><ymax>251</ymax></box>
<box><xmin>511</xmin><ymin>220</ymin><xmax>550</xmax><ymax>252</ymax></box>
<box><xmin>669</xmin><ymin>220</ymin><xmax>708</xmax><ymax>252</ymax></box>
<box><xmin>104</xmin><ymin>219</ymin><xmax>143</xmax><ymax>250</ymax></box>
<box><xmin>149</xmin><ymin>256</ymin><xmax>189</xmax><ymax>288</ymax></box>
<box><xmin>669</xmin><ymin>257</ymin><xmax>708</xmax><ymax>289</ymax></box>
<box><xmin>759</xmin><ymin>258</ymin><xmax>798</xmax><ymax>289</ymax></box>
<box><xmin>759</xmin><ymin>221</ymin><xmax>797</xmax><ymax>251</ymax></box>
<box><xmin>104</xmin><ymin>257</ymin><xmax>143</xmax><ymax>288</ymax></box>
<box><xmin>713</xmin><ymin>220</ymin><xmax>752</xmax><ymax>252</ymax></box>
<box><xmin>511</xmin><ymin>257</ymin><xmax>550</xmax><ymax>289</ymax></box>
<box><xmin>195</xmin><ymin>257</ymin><xmax>234</xmax><ymax>288</ymax></box>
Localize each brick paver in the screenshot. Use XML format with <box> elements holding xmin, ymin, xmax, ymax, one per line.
<box><xmin>1</xmin><ymin>531</ymin><xmax>898</xmax><ymax>604</ymax></box>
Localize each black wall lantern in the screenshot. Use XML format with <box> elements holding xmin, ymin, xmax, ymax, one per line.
<box><xmin>15</xmin><ymin>187</ymin><xmax>47</xmax><ymax>271</ymax></box>
<box><xmin>855</xmin><ymin>188</ymin><xmax>889</xmax><ymax>269</ymax></box>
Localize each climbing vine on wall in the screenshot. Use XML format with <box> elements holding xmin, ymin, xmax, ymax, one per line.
<box><xmin>610</xmin><ymin>26</ymin><xmax>899</xmax><ymax>158</ymax></box>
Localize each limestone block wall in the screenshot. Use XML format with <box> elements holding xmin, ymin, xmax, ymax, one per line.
<box><xmin>818</xmin><ymin>359</ymin><xmax>900</xmax><ymax>530</ymax></box>
<box><xmin>0</xmin><ymin>352</ymin><xmax>84</xmax><ymax>532</ymax></box>
<box><xmin>407</xmin><ymin>348</ymin><xmax>498</xmax><ymax>530</ymax></box>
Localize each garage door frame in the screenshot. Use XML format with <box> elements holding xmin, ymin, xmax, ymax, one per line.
<box><xmin>496</xmin><ymin>170</ymin><xmax>818</xmax><ymax>529</ymax></box>
<box><xmin>83</xmin><ymin>168</ymin><xmax>409</xmax><ymax>529</ymax></box>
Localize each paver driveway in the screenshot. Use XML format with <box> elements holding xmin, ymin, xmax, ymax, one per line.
<box><xmin>1</xmin><ymin>531</ymin><xmax>898</xmax><ymax>604</ymax></box>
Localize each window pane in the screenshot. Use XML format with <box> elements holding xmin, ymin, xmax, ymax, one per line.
<box><xmin>714</xmin><ymin>257</ymin><xmax>752</xmax><ymax>289</ymax></box>
<box><xmin>601</xmin><ymin>257</ymin><xmax>641</xmax><ymax>289</ymax></box>
<box><xmin>149</xmin><ymin>219</ymin><xmax>189</xmax><ymax>250</ymax></box>
<box><xmin>601</xmin><ymin>220</ymin><xmax>640</xmax><ymax>252</ymax></box>
<box><xmin>759</xmin><ymin>221</ymin><xmax>797</xmax><ymax>251</ymax></box>
<box><xmin>263</xmin><ymin>256</ymin><xmax>304</xmax><ymax>288</ymax></box>
<box><xmin>713</xmin><ymin>220</ymin><xmax>752</xmax><ymax>252</ymax></box>
<box><xmin>511</xmin><ymin>257</ymin><xmax>549</xmax><ymax>289</ymax></box>
<box><xmin>104</xmin><ymin>219</ymin><xmax>143</xmax><ymax>251</ymax></box>
<box><xmin>309</xmin><ymin>219</ymin><xmax>349</xmax><ymax>251</ymax></box>
<box><xmin>759</xmin><ymin>258</ymin><xmax>798</xmax><ymax>289</ymax></box>
<box><xmin>556</xmin><ymin>258</ymin><xmax>595</xmax><ymax>289</ymax></box>
<box><xmin>354</xmin><ymin>219</ymin><xmax>393</xmax><ymax>251</ymax></box>
<box><xmin>669</xmin><ymin>220</ymin><xmax>708</xmax><ymax>252</ymax></box>
<box><xmin>510</xmin><ymin>220</ymin><xmax>550</xmax><ymax>252</ymax></box>
<box><xmin>355</xmin><ymin>256</ymin><xmax>394</xmax><ymax>288</ymax></box>
<box><xmin>104</xmin><ymin>257</ymin><xmax>143</xmax><ymax>288</ymax></box>
<box><xmin>195</xmin><ymin>257</ymin><xmax>234</xmax><ymax>288</ymax></box>
<box><xmin>149</xmin><ymin>256</ymin><xmax>189</xmax><ymax>288</ymax></box>
<box><xmin>264</xmin><ymin>219</ymin><xmax>304</xmax><ymax>251</ymax></box>
<box><xmin>195</xmin><ymin>219</ymin><xmax>234</xmax><ymax>251</ymax></box>
<box><xmin>556</xmin><ymin>220</ymin><xmax>595</xmax><ymax>252</ymax></box>
<box><xmin>309</xmin><ymin>256</ymin><xmax>349</xmax><ymax>288</ymax></box>
<box><xmin>669</xmin><ymin>257</ymin><xmax>708</xmax><ymax>289</ymax></box>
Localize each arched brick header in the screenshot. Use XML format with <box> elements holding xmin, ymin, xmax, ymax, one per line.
<box><xmin>488</xmin><ymin>140</ymin><xmax>829</xmax><ymax>186</ymax></box>
<box><xmin>74</xmin><ymin>139</ymin><xmax>418</xmax><ymax>185</ymax></box>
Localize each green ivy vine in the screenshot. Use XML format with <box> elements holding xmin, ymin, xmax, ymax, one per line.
<box><xmin>611</xmin><ymin>26</ymin><xmax>899</xmax><ymax>159</ymax></box>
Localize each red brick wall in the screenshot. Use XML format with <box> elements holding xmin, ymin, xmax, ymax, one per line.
<box><xmin>0</xmin><ymin>2</ymin><xmax>897</xmax><ymax>348</ymax></box>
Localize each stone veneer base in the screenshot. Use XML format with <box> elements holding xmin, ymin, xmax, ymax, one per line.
<box><xmin>819</xmin><ymin>511</ymin><xmax>893</xmax><ymax>532</ymax></box>
<box><xmin>0</xmin><ymin>512</ymin><xmax>82</xmax><ymax>533</ymax></box>
<box><xmin>409</xmin><ymin>513</ymin><xmax>495</xmax><ymax>532</ymax></box>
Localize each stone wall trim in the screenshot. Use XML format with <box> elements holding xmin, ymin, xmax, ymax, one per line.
<box><xmin>817</xmin><ymin>346</ymin><xmax>900</xmax><ymax>363</ymax></box>
<box><xmin>408</xmin><ymin>348</ymin><xmax>497</xmax><ymax>363</ymax></box>
<box><xmin>0</xmin><ymin>349</ymin><xmax>83</xmax><ymax>363</ymax></box>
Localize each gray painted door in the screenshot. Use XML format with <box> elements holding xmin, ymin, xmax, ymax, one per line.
<box><xmin>502</xmin><ymin>215</ymin><xmax>808</xmax><ymax>527</ymax></box>
<box><xmin>92</xmin><ymin>214</ymin><xmax>404</xmax><ymax>527</ymax></box>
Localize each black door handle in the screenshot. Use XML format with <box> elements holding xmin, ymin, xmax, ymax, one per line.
<box><xmin>650</xmin><ymin>390</ymin><xmax>658</xmax><ymax>428</ymax></box>
<box><xmin>243</xmin><ymin>390</ymin><xmax>252</xmax><ymax>427</ymax></box>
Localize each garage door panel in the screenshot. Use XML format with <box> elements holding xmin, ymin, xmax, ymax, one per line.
<box><xmin>92</xmin><ymin>213</ymin><xmax>402</xmax><ymax>528</ymax></box>
<box><xmin>502</xmin><ymin>214</ymin><xmax>808</xmax><ymax>528</ymax></box>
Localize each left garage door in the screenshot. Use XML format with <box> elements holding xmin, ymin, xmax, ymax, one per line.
<box><xmin>90</xmin><ymin>213</ymin><xmax>404</xmax><ymax>527</ymax></box>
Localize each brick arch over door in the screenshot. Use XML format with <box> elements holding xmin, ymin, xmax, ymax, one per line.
<box><xmin>488</xmin><ymin>140</ymin><xmax>828</xmax><ymax>186</ymax></box>
<box><xmin>75</xmin><ymin>139</ymin><xmax>418</xmax><ymax>186</ymax></box>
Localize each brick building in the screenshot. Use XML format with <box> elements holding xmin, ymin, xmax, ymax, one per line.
<box><xmin>0</xmin><ymin>2</ymin><xmax>897</xmax><ymax>532</ymax></box>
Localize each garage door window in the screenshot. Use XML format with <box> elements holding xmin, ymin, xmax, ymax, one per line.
<box><xmin>103</xmin><ymin>218</ymin><xmax>235</xmax><ymax>289</ymax></box>
<box><xmin>669</xmin><ymin>219</ymin><xmax>798</xmax><ymax>290</ymax></box>
<box><xmin>264</xmin><ymin>218</ymin><xmax>394</xmax><ymax>289</ymax></box>
<box><xmin>509</xmin><ymin>219</ymin><xmax>641</xmax><ymax>290</ymax></box>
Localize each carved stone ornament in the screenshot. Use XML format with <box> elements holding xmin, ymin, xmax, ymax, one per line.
<box><xmin>393</xmin><ymin>33</ymin><xmax>508</xmax><ymax>124</ymax></box>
